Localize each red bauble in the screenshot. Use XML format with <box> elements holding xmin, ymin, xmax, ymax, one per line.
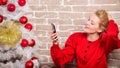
<box><xmin>25</xmin><ymin>60</ymin><xmax>34</xmax><ymax>68</ymax></box>
<box><xmin>24</xmin><ymin>23</ymin><xmax>33</xmax><ymax>31</ymax></box>
<box><xmin>31</xmin><ymin>57</ymin><xmax>38</xmax><ymax>60</ymax></box>
<box><xmin>29</xmin><ymin>39</ymin><xmax>35</xmax><ymax>47</ymax></box>
<box><xmin>0</xmin><ymin>15</ymin><xmax>3</xmax><ymax>23</ymax></box>
<box><xmin>19</xmin><ymin>16</ymin><xmax>28</xmax><ymax>24</ymax></box>
<box><xmin>7</xmin><ymin>3</ymin><xmax>16</xmax><ymax>12</ymax></box>
<box><xmin>2</xmin><ymin>0</ymin><xmax>8</xmax><ymax>5</ymax></box>
<box><xmin>21</xmin><ymin>39</ymin><xmax>28</xmax><ymax>47</ymax></box>
<box><xmin>0</xmin><ymin>0</ymin><xmax>2</xmax><ymax>5</ymax></box>
<box><xmin>18</xmin><ymin>0</ymin><xmax>26</xmax><ymax>6</ymax></box>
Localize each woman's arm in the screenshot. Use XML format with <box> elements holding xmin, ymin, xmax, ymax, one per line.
<box><xmin>106</xmin><ymin>14</ymin><xmax>119</xmax><ymax>35</ymax></box>
<box><xmin>50</xmin><ymin>33</ymin><xmax>76</xmax><ymax>66</ymax></box>
<box><xmin>102</xmin><ymin>16</ymin><xmax>119</xmax><ymax>55</ymax></box>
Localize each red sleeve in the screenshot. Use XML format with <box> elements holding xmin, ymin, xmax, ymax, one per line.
<box><xmin>118</xmin><ymin>40</ymin><xmax>120</xmax><ymax>48</ymax></box>
<box><xmin>102</xmin><ymin>20</ymin><xmax>119</xmax><ymax>55</ymax></box>
<box><xmin>50</xmin><ymin>33</ymin><xmax>76</xmax><ymax>66</ymax></box>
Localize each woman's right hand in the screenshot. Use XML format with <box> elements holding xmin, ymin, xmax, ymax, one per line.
<box><xmin>51</xmin><ymin>33</ymin><xmax>59</xmax><ymax>45</ymax></box>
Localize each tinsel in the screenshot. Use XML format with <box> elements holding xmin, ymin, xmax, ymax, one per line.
<box><xmin>0</xmin><ymin>45</ymin><xmax>22</xmax><ymax>63</ymax></box>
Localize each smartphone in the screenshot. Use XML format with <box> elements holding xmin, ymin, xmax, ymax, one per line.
<box><xmin>51</xmin><ymin>23</ymin><xmax>56</xmax><ymax>33</ymax></box>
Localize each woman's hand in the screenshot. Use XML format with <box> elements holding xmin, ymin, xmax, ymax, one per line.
<box><xmin>51</xmin><ymin>32</ymin><xmax>59</xmax><ymax>45</ymax></box>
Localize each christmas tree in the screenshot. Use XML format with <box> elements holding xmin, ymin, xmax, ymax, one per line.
<box><xmin>0</xmin><ymin>0</ymin><xmax>41</xmax><ymax>68</ymax></box>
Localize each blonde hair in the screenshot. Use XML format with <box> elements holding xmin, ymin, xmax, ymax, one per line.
<box><xmin>95</xmin><ymin>9</ymin><xmax>109</xmax><ymax>32</ymax></box>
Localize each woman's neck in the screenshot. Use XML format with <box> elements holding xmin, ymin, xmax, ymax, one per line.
<box><xmin>87</xmin><ymin>33</ymin><xmax>100</xmax><ymax>42</ymax></box>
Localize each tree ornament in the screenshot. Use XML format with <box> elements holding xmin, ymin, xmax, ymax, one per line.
<box><xmin>29</xmin><ymin>39</ymin><xmax>35</xmax><ymax>47</ymax></box>
<box><xmin>7</xmin><ymin>3</ymin><xmax>16</xmax><ymax>12</ymax></box>
<box><xmin>21</xmin><ymin>39</ymin><xmax>28</xmax><ymax>47</ymax></box>
<box><xmin>31</xmin><ymin>57</ymin><xmax>38</xmax><ymax>60</ymax></box>
<box><xmin>0</xmin><ymin>20</ymin><xmax>22</xmax><ymax>48</ymax></box>
<box><xmin>2</xmin><ymin>0</ymin><xmax>8</xmax><ymax>5</ymax></box>
<box><xmin>0</xmin><ymin>0</ymin><xmax>2</xmax><ymax>5</ymax></box>
<box><xmin>19</xmin><ymin>16</ymin><xmax>28</xmax><ymax>24</ymax></box>
<box><xmin>24</xmin><ymin>23</ymin><xmax>33</xmax><ymax>31</ymax></box>
<box><xmin>25</xmin><ymin>60</ymin><xmax>34</xmax><ymax>68</ymax></box>
<box><xmin>0</xmin><ymin>15</ymin><xmax>3</xmax><ymax>23</ymax></box>
<box><xmin>18</xmin><ymin>0</ymin><xmax>26</xmax><ymax>6</ymax></box>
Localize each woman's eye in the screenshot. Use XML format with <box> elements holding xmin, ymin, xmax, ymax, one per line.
<box><xmin>91</xmin><ymin>22</ymin><xmax>94</xmax><ymax>25</ymax></box>
<box><xmin>91</xmin><ymin>20</ymin><xmax>94</xmax><ymax>25</ymax></box>
<box><xmin>91</xmin><ymin>23</ymin><xmax>94</xmax><ymax>25</ymax></box>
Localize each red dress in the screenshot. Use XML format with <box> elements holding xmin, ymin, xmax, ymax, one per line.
<box><xmin>50</xmin><ymin>20</ymin><xmax>120</xmax><ymax>68</ymax></box>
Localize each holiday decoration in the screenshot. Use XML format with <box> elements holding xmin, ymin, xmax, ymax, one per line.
<box><xmin>0</xmin><ymin>15</ymin><xmax>3</xmax><ymax>23</ymax></box>
<box><xmin>25</xmin><ymin>23</ymin><xmax>33</xmax><ymax>31</ymax></box>
<box><xmin>0</xmin><ymin>47</ymin><xmax>23</xmax><ymax>63</ymax></box>
<box><xmin>0</xmin><ymin>0</ymin><xmax>41</xmax><ymax>68</ymax></box>
<box><xmin>7</xmin><ymin>3</ymin><xmax>16</xmax><ymax>12</ymax></box>
<box><xmin>21</xmin><ymin>39</ymin><xmax>28</xmax><ymax>47</ymax></box>
<box><xmin>19</xmin><ymin>16</ymin><xmax>28</xmax><ymax>24</ymax></box>
<box><xmin>29</xmin><ymin>39</ymin><xmax>35</xmax><ymax>47</ymax></box>
<box><xmin>25</xmin><ymin>60</ymin><xmax>34</xmax><ymax>68</ymax></box>
<box><xmin>18</xmin><ymin>0</ymin><xmax>26</xmax><ymax>6</ymax></box>
<box><xmin>0</xmin><ymin>20</ymin><xmax>22</xmax><ymax>47</ymax></box>
<box><xmin>0</xmin><ymin>0</ymin><xmax>2</xmax><ymax>5</ymax></box>
<box><xmin>2</xmin><ymin>0</ymin><xmax>8</xmax><ymax>5</ymax></box>
<box><xmin>31</xmin><ymin>57</ymin><xmax>40</xmax><ymax>68</ymax></box>
<box><xmin>31</xmin><ymin>57</ymin><xmax>38</xmax><ymax>60</ymax></box>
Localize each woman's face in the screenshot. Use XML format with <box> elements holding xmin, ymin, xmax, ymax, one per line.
<box><xmin>84</xmin><ymin>14</ymin><xmax>102</xmax><ymax>34</ymax></box>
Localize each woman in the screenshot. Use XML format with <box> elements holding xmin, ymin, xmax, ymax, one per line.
<box><xmin>50</xmin><ymin>9</ymin><xmax>120</xmax><ymax>68</ymax></box>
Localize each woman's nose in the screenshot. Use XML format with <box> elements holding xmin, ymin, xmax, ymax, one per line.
<box><xmin>86</xmin><ymin>21</ymin><xmax>90</xmax><ymax>25</ymax></box>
